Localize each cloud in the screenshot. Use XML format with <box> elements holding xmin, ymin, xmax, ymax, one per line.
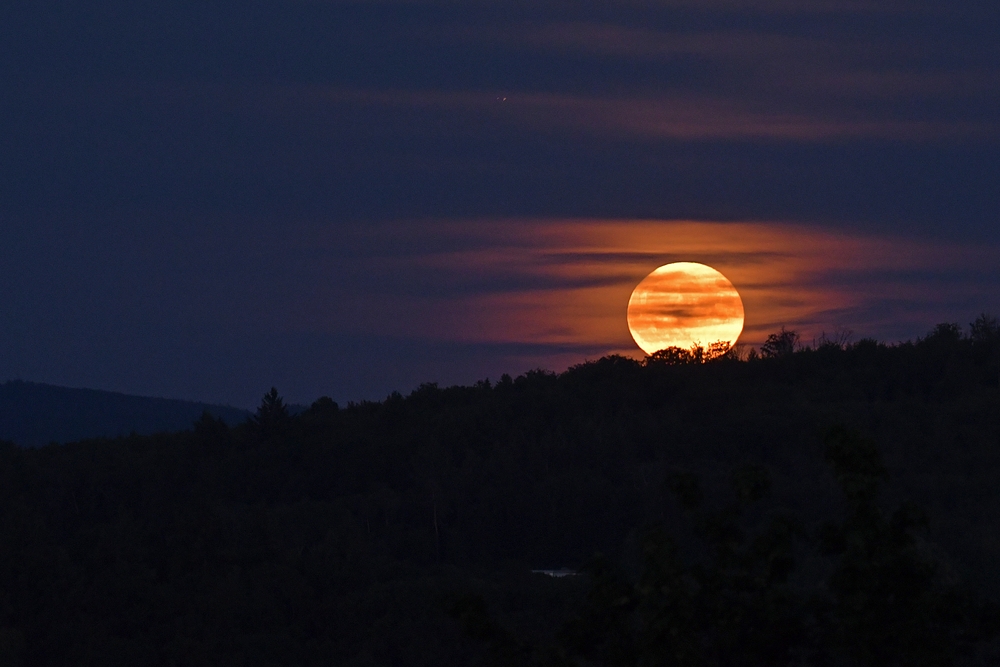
<box><xmin>314</xmin><ymin>219</ymin><xmax>1000</xmax><ymax>358</ymax></box>
<box><xmin>74</xmin><ymin>80</ymin><xmax>991</xmax><ymax>143</ymax></box>
<box><xmin>301</xmin><ymin>0</ymin><xmax>950</xmax><ymax>13</ymax></box>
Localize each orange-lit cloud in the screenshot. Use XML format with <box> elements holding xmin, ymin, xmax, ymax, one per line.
<box><xmin>307</xmin><ymin>219</ymin><xmax>1000</xmax><ymax>364</ymax></box>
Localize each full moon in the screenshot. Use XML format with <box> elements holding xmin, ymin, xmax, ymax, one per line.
<box><xmin>627</xmin><ymin>262</ymin><xmax>745</xmax><ymax>355</ymax></box>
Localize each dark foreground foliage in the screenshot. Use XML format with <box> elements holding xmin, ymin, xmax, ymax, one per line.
<box><xmin>1</xmin><ymin>318</ymin><xmax>999</xmax><ymax>665</ymax></box>
<box><xmin>453</xmin><ymin>428</ymin><xmax>999</xmax><ymax>667</ymax></box>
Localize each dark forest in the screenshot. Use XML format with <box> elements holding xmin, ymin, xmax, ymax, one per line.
<box><xmin>1</xmin><ymin>318</ymin><xmax>1000</xmax><ymax>666</ymax></box>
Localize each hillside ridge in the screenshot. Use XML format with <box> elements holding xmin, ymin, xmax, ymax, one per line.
<box><xmin>0</xmin><ymin>379</ymin><xmax>249</xmax><ymax>446</ymax></box>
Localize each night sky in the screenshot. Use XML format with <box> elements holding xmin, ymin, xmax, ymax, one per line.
<box><xmin>2</xmin><ymin>0</ymin><xmax>999</xmax><ymax>408</ymax></box>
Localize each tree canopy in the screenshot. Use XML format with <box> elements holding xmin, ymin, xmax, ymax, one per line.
<box><xmin>0</xmin><ymin>319</ymin><xmax>998</xmax><ymax>665</ymax></box>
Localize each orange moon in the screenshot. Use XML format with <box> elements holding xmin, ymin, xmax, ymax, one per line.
<box><xmin>627</xmin><ymin>262</ymin><xmax>745</xmax><ymax>355</ymax></box>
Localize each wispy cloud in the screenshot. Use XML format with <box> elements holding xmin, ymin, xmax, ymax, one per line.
<box><xmin>303</xmin><ymin>219</ymin><xmax>1000</xmax><ymax>361</ymax></box>
<box><xmin>309</xmin><ymin>0</ymin><xmax>948</xmax><ymax>13</ymax></box>
<box><xmin>87</xmin><ymin>81</ymin><xmax>992</xmax><ymax>143</ymax></box>
<box><xmin>433</xmin><ymin>14</ymin><xmax>1000</xmax><ymax>139</ymax></box>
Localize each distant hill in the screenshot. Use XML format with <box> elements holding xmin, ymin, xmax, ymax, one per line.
<box><xmin>0</xmin><ymin>380</ymin><xmax>250</xmax><ymax>446</ymax></box>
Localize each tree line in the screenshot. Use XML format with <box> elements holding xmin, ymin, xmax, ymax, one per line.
<box><xmin>0</xmin><ymin>317</ymin><xmax>998</xmax><ymax>665</ymax></box>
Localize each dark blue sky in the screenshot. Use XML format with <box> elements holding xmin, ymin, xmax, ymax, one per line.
<box><xmin>2</xmin><ymin>0</ymin><xmax>999</xmax><ymax>407</ymax></box>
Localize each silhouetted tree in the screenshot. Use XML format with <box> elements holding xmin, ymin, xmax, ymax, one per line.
<box><xmin>193</xmin><ymin>410</ymin><xmax>231</xmax><ymax>448</ymax></box>
<box><xmin>760</xmin><ymin>327</ymin><xmax>799</xmax><ymax>358</ymax></box>
<box><xmin>820</xmin><ymin>427</ymin><xmax>995</xmax><ymax>666</ymax></box>
<box><xmin>970</xmin><ymin>313</ymin><xmax>1000</xmax><ymax>344</ymax></box>
<box><xmin>969</xmin><ymin>313</ymin><xmax>1000</xmax><ymax>386</ymax></box>
<box><xmin>816</xmin><ymin>328</ymin><xmax>854</xmax><ymax>349</ymax></box>
<box><xmin>647</xmin><ymin>346</ymin><xmax>700</xmax><ymax>365</ymax></box>
<box><xmin>704</xmin><ymin>340</ymin><xmax>732</xmax><ymax>360</ymax></box>
<box><xmin>309</xmin><ymin>396</ymin><xmax>339</xmax><ymax>414</ymax></box>
<box><xmin>646</xmin><ymin>341</ymin><xmax>732</xmax><ymax>366</ymax></box>
<box><xmin>918</xmin><ymin>323</ymin><xmax>964</xmax><ymax>360</ymax></box>
<box><xmin>252</xmin><ymin>386</ymin><xmax>289</xmax><ymax>437</ymax></box>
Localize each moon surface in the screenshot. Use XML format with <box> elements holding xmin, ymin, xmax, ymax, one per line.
<box><xmin>627</xmin><ymin>262</ymin><xmax>745</xmax><ymax>355</ymax></box>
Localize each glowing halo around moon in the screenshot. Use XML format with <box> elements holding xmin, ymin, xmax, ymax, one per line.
<box><xmin>627</xmin><ymin>262</ymin><xmax>745</xmax><ymax>355</ymax></box>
